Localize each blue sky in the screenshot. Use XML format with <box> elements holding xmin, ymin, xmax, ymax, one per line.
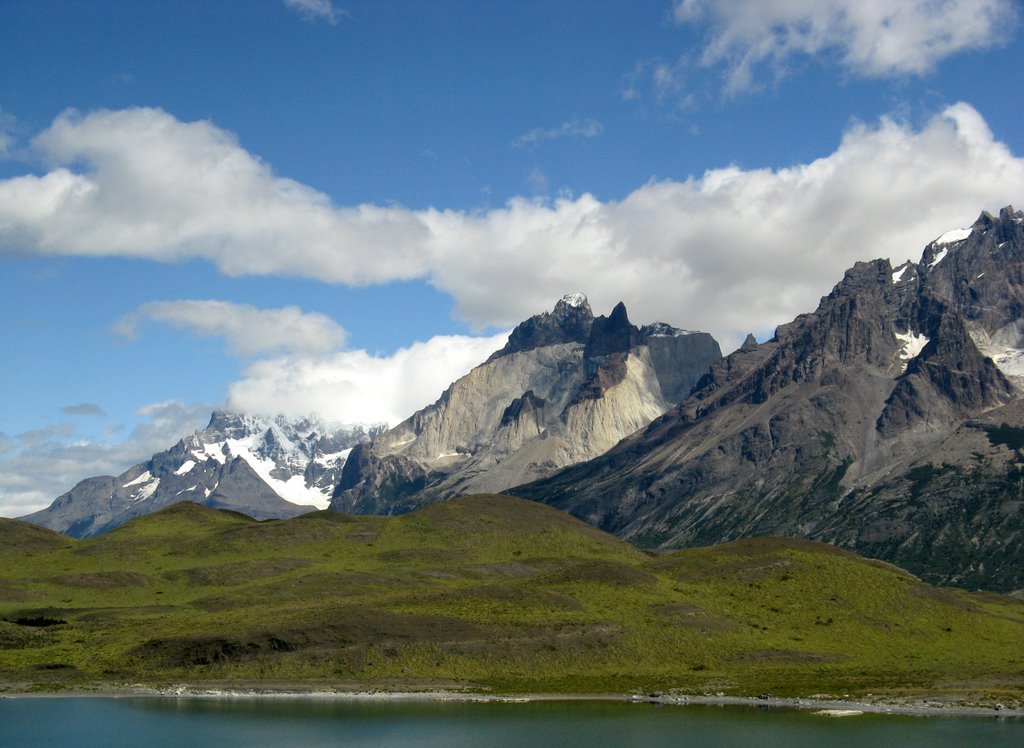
<box><xmin>2</xmin><ymin>0</ymin><xmax>1024</xmax><ymax>516</ymax></box>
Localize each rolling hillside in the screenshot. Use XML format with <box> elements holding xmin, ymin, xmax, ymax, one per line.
<box><xmin>1</xmin><ymin>497</ymin><xmax>1021</xmax><ymax>703</ymax></box>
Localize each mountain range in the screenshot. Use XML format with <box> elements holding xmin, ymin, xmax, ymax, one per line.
<box><xmin>22</xmin><ymin>412</ymin><xmax>385</xmax><ymax>537</ymax></box>
<box><xmin>19</xmin><ymin>207</ymin><xmax>1024</xmax><ymax>593</ymax></box>
<box><xmin>513</xmin><ymin>207</ymin><xmax>1024</xmax><ymax>592</ymax></box>
<box><xmin>24</xmin><ymin>298</ymin><xmax>720</xmax><ymax>537</ymax></box>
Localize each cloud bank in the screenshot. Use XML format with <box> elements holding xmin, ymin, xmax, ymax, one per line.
<box><xmin>0</xmin><ymin>401</ymin><xmax>211</xmax><ymax>518</ymax></box>
<box><xmin>2</xmin><ymin>104</ymin><xmax>1024</xmax><ymax>351</ymax></box>
<box><xmin>227</xmin><ymin>330</ymin><xmax>511</xmax><ymax>427</ymax></box>
<box><xmin>673</xmin><ymin>0</ymin><xmax>1018</xmax><ymax>92</ymax></box>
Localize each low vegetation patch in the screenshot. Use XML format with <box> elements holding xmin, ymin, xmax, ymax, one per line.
<box><xmin>0</xmin><ymin>496</ymin><xmax>1021</xmax><ymax>704</ymax></box>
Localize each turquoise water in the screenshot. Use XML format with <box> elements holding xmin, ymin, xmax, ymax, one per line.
<box><xmin>1</xmin><ymin>698</ymin><xmax>1021</xmax><ymax>747</ymax></box>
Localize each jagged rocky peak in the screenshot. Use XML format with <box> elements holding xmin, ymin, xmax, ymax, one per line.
<box><xmin>486</xmin><ymin>292</ymin><xmax>595</xmax><ymax>361</ymax></box>
<box><xmin>204</xmin><ymin>410</ymin><xmax>265</xmax><ymax>440</ymax></box>
<box><xmin>202</xmin><ymin>410</ymin><xmax>386</xmax><ymax>463</ymax></box>
<box><xmin>740</xmin><ymin>333</ymin><xmax>758</xmax><ymax>351</ymax></box>
<box><xmin>560</xmin><ymin>291</ymin><xmax>590</xmax><ymax>309</ymax></box>
<box><xmin>920</xmin><ymin>205</ymin><xmax>1023</xmax><ymax>273</ymax></box>
<box><xmin>331</xmin><ymin>293</ymin><xmax>723</xmax><ymax>515</ymax></box>
<box><xmin>914</xmin><ymin>206</ymin><xmax>1024</xmax><ymax>384</ymax></box>
<box><xmin>585</xmin><ymin>301</ymin><xmax>640</xmax><ymax>358</ymax></box>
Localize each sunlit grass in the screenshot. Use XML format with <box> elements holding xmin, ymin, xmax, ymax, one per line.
<box><xmin>1</xmin><ymin>496</ymin><xmax>1021</xmax><ymax>704</ymax></box>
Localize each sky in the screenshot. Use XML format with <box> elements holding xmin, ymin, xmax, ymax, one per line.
<box><xmin>2</xmin><ymin>0</ymin><xmax>1024</xmax><ymax>517</ymax></box>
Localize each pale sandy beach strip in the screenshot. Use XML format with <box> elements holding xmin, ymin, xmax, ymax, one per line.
<box><xmin>2</xmin><ymin>684</ymin><xmax>1021</xmax><ymax>719</ymax></box>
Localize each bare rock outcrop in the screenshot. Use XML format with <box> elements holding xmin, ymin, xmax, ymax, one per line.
<box><xmin>331</xmin><ymin>296</ymin><xmax>722</xmax><ymax>514</ymax></box>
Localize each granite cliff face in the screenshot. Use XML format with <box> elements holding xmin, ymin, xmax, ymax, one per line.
<box><xmin>513</xmin><ymin>208</ymin><xmax>1024</xmax><ymax>592</ymax></box>
<box><xmin>22</xmin><ymin>412</ymin><xmax>385</xmax><ymax>538</ymax></box>
<box><xmin>330</xmin><ymin>295</ymin><xmax>722</xmax><ymax>514</ymax></box>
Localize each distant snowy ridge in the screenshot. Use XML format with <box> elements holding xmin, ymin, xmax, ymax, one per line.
<box><xmin>21</xmin><ymin>411</ymin><xmax>386</xmax><ymax>537</ymax></box>
<box><xmin>194</xmin><ymin>411</ymin><xmax>385</xmax><ymax>509</ymax></box>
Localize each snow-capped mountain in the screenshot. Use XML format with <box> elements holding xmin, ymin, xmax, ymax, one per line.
<box><xmin>21</xmin><ymin>412</ymin><xmax>386</xmax><ymax>538</ymax></box>
<box><xmin>197</xmin><ymin>411</ymin><xmax>386</xmax><ymax>508</ymax></box>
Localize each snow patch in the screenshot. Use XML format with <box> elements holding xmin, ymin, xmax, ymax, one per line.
<box><xmin>895</xmin><ymin>330</ymin><xmax>929</xmax><ymax>371</ymax></box>
<box><xmin>935</xmin><ymin>227</ymin><xmax>972</xmax><ymax>245</ymax></box>
<box><xmin>560</xmin><ymin>292</ymin><xmax>588</xmax><ymax>308</ymax></box>
<box><xmin>224</xmin><ymin>437</ymin><xmax>334</xmax><ymax>510</ymax></box>
<box><xmin>315</xmin><ymin>449</ymin><xmax>352</xmax><ymax>466</ymax></box>
<box><xmin>131</xmin><ymin>478</ymin><xmax>159</xmax><ymax>503</ymax></box>
<box><xmin>891</xmin><ymin>264</ymin><xmax>913</xmax><ymax>283</ymax></box>
<box><xmin>122</xmin><ymin>471</ymin><xmax>152</xmax><ymax>488</ymax></box>
<box><xmin>647</xmin><ymin>329</ymin><xmax>695</xmax><ymax>337</ymax></box>
<box><xmin>928</xmin><ymin>247</ymin><xmax>949</xmax><ymax>268</ymax></box>
<box><xmin>203</xmin><ymin>442</ymin><xmax>228</xmax><ymax>464</ymax></box>
<box><xmin>174</xmin><ymin>460</ymin><xmax>196</xmax><ymax>476</ymax></box>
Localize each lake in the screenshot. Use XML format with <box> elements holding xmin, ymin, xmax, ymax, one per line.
<box><xmin>1</xmin><ymin>697</ymin><xmax>1021</xmax><ymax>747</ymax></box>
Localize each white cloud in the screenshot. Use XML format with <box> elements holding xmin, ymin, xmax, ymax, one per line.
<box><xmin>673</xmin><ymin>0</ymin><xmax>1018</xmax><ymax>92</ymax></box>
<box><xmin>0</xmin><ymin>401</ymin><xmax>210</xmax><ymax>517</ymax></box>
<box><xmin>512</xmin><ymin>118</ymin><xmax>604</xmax><ymax>149</ymax></box>
<box><xmin>227</xmin><ymin>331</ymin><xmax>510</xmax><ymax>427</ymax></box>
<box><xmin>114</xmin><ymin>300</ymin><xmax>348</xmax><ymax>357</ymax></box>
<box><xmin>0</xmin><ymin>107</ymin><xmax>429</xmax><ymax>283</ymax></box>
<box><xmin>284</xmin><ymin>0</ymin><xmax>346</xmax><ymax>25</ymax></box>
<box><xmin>1</xmin><ymin>104</ymin><xmax>1023</xmax><ymax>352</ymax></box>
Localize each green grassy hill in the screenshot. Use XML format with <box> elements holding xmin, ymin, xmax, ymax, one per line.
<box><xmin>1</xmin><ymin>496</ymin><xmax>1022</xmax><ymax>704</ymax></box>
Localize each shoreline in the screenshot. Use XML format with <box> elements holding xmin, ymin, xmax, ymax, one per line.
<box><xmin>2</xmin><ymin>684</ymin><xmax>1022</xmax><ymax>719</ymax></box>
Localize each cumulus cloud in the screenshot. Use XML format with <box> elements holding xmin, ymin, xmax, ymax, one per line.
<box><xmin>284</xmin><ymin>0</ymin><xmax>346</xmax><ymax>25</ymax></box>
<box><xmin>227</xmin><ymin>331</ymin><xmax>510</xmax><ymax>426</ymax></box>
<box><xmin>114</xmin><ymin>300</ymin><xmax>348</xmax><ymax>357</ymax></box>
<box><xmin>0</xmin><ymin>401</ymin><xmax>211</xmax><ymax>517</ymax></box>
<box><xmin>0</xmin><ymin>107</ymin><xmax>428</xmax><ymax>282</ymax></box>
<box><xmin>1</xmin><ymin>104</ymin><xmax>1024</xmax><ymax>351</ymax></box>
<box><xmin>673</xmin><ymin>0</ymin><xmax>1018</xmax><ymax>92</ymax></box>
<box><xmin>512</xmin><ymin>118</ymin><xmax>604</xmax><ymax>149</ymax></box>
